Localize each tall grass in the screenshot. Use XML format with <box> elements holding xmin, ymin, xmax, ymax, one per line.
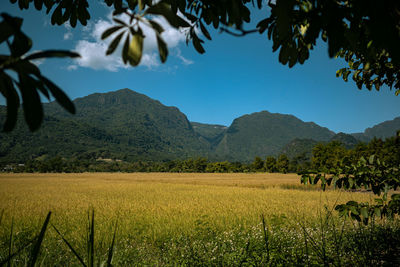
<box><xmin>1</xmin><ymin>209</ymin><xmax>399</xmax><ymax>266</ymax></box>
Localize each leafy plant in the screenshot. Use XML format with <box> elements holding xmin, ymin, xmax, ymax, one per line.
<box><xmin>301</xmin><ymin>152</ymin><xmax>400</xmax><ymax>224</ymax></box>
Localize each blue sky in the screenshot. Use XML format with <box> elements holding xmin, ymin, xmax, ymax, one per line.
<box><xmin>1</xmin><ymin>1</ymin><xmax>399</xmax><ymax>134</ymax></box>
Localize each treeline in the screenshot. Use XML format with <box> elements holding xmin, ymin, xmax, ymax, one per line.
<box><xmin>1</xmin><ymin>155</ymin><xmax>301</xmax><ymax>173</ymax></box>
<box><xmin>311</xmin><ymin>134</ymin><xmax>400</xmax><ymax>172</ymax></box>
<box><xmin>2</xmin><ymin>134</ymin><xmax>399</xmax><ymax>173</ymax></box>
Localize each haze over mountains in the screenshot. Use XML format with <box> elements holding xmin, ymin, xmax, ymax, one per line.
<box><xmin>1</xmin><ymin>89</ymin><xmax>399</xmax><ymax>163</ymax></box>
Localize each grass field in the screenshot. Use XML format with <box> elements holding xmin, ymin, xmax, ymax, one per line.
<box><xmin>0</xmin><ymin>173</ymin><xmax>398</xmax><ymax>266</ymax></box>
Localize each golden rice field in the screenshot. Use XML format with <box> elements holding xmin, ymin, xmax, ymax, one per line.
<box><xmin>2</xmin><ymin>172</ymin><xmax>399</xmax><ymax>266</ymax></box>
<box><xmin>0</xmin><ymin>172</ymin><xmax>374</xmax><ymax>239</ymax></box>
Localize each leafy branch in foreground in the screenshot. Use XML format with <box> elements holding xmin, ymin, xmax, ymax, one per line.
<box><xmin>301</xmin><ymin>133</ymin><xmax>400</xmax><ymax>225</ymax></box>
<box><xmin>0</xmin><ymin>13</ymin><xmax>79</xmax><ymax>132</ymax></box>
<box><xmin>2</xmin><ymin>0</ymin><xmax>400</xmax><ymax>132</ymax></box>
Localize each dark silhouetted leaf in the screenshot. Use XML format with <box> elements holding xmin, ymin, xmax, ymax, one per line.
<box><xmin>149</xmin><ymin>20</ymin><xmax>164</xmax><ymax>33</ymax></box>
<box><xmin>0</xmin><ymin>73</ymin><xmax>19</xmax><ymax>132</ymax></box>
<box><xmin>28</xmin><ymin>212</ymin><xmax>51</xmax><ymax>267</ymax></box>
<box><xmin>156</xmin><ymin>34</ymin><xmax>168</xmax><ymax>63</ymax></box>
<box><xmin>18</xmin><ymin>74</ymin><xmax>43</xmax><ymax>131</ymax></box>
<box><xmin>106</xmin><ymin>220</ymin><xmax>118</xmax><ymax>267</ymax></box>
<box><xmin>25</xmin><ymin>50</ymin><xmax>80</xmax><ymax>60</ymax></box>
<box><xmin>122</xmin><ymin>34</ymin><xmax>130</xmax><ymax>64</ymax></box>
<box><xmin>52</xmin><ymin>225</ymin><xmax>87</xmax><ymax>267</ymax></box>
<box><xmin>200</xmin><ymin>22</ymin><xmax>211</xmax><ymax>40</ymax></box>
<box><xmin>101</xmin><ymin>25</ymin><xmax>124</xmax><ymax>40</ymax></box>
<box><xmin>106</xmin><ymin>31</ymin><xmax>125</xmax><ymax>55</ymax></box>
<box><xmin>192</xmin><ymin>34</ymin><xmax>205</xmax><ymax>54</ymax></box>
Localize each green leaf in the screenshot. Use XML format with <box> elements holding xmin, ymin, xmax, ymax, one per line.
<box><xmin>138</xmin><ymin>0</ymin><xmax>145</xmax><ymax>11</ymax></box>
<box><xmin>336</xmin><ymin>68</ymin><xmax>344</xmax><ymax>77</ymax></box>
<box><xmin>391</xmin><ymin>194</ymin><xmax>400</xmax><ymax>201</ymax></box>
<box><xmin>106</xmin><ymin>31</ymin><xmax>125</xmax><ymax>55</ymax></box>
<box><xmin>374</xmin><ymin>207</ymin><xmax>381</xmax><ymax>218</ymax></box>
<box><xmin>127</xmin><ymin>31</ymin><xmax>144</xmax><ymax>66</ymax></box>
<box><xmin>360</xmin><ymin>207</ymin><xmax>368</xmax><ymax>218</ymax></box>
<box><xmin>369</xmin><ymin>155</ymin><xmax>375</xmax><ymax>165</ymax></box>
<box><xmin>156</xmin><ymin>34</ymin><xmax>168</xmax><ymax>63</ymax></box>
<box><xmin>101</xmin><ymin>25</ymin><xmax>124</xmax><ymax>40</ymax></box>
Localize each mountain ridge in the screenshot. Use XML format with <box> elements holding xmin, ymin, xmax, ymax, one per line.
<box><xmin>1</xmin><ymin>88</ymin><xmax>399</xmax><ymax>163</ymax></box>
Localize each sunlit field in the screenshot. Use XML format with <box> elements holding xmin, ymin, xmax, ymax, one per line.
<box><xmin>0</xmin><ymin>173</ymin><xmax>397</xmax><ymax>266</ymax></box>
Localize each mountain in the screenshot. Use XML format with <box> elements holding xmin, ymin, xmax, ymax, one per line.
<box><xmin>363</xmin><ymin>117</ymin><xmax>400</xmax><ymax>139</ymax></box>
<box><xmin>0</xmin><ymin>89</ymin><xmax>210</xmax><ymax>163</ymax></box>
<box><xmin>214</xmin><ymin>111</ymin><xmax>335</xmax><ymax>161</ymax></box>
<box><xmin>350</xmin><ymin>117</ymin><xmax>400</xmax><ymax>141</ymax></box>
<box><xmin>191</xmin><ymin>122</ymin><xmax>227</xmax><ymax>146</ymax></box>
<box><xmin>1</xmin><ymin>89</ymin><xmax>399</xmax><ymax>164</ymax></box>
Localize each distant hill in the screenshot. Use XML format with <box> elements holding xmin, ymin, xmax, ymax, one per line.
<box><xmin>363</xmin><ymin>117</ymin><xmax>400</xmax><ymax>139</ymax></box>
<box><xmin>1</xmin><ymin>89</ymin><xmax>399</xmax><ymax>163</ymax></box>
<box><xmin>0</xmin><ymin>89</ymin><xmax>210</xmax><ymax>163</ymax></box>
<box><xmin>350</xmin><ymin>117</ymin><xmax>400</xmax><ymax>141</ymax></box>
<box><xmin>214</xmin><ymin>111</ymin><xmax>335</xmax><ymax>161</ymax></box>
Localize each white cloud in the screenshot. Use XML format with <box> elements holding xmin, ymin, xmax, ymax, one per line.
<box><xmin>63</xmin><ymin>22</ymin><xmax>73</xmax><ymax>40</ymax></box>
<box><xmin>175</xmin><ymin>48</ymin><xmax>194</xmax><ymax>65</ymax></box>
<box><xmin>29</xmin><ymin>50</ymin><xmax>46</xmax><ymax>66</ymax></box>
<box><xmin>32</xmin><ymin>58</ymin><xmax>45</xmax><ymax>66</ymax></box>
<box><xmin>69</xmin><ymin>13</ymin><xmax>192</xmax><ymax>71</ymax></box>
<box><xmin>67</xmin><ymin>65</ymin><xmax>78</xmax><ymax>71</ymax></box>
<box><xmin>64</xmin><ymin>32</ymin><xmax>73</xmax><ymax>40</ymax></box>
<box><xmin>72</xmin><ymin>40</ymin><xmax>128</xmax><ymax>71</ymax></box>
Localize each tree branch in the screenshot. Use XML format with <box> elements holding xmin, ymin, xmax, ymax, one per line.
<box><xmin>219</xmin><ymin>27</ymin><xmax>259</xmax><ymax>37</ymax></box>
